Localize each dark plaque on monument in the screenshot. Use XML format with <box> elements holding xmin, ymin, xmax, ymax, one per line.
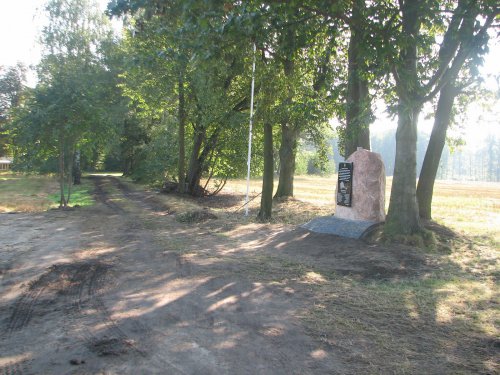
<box><xmin>337</xmin><ymin>162</ymin><xmax>353</xmax><ymax>207</ymax></box>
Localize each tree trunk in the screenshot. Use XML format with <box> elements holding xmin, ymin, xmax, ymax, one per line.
<box><xmin>417</xmin><ymin>82</ymin><xmax>457</xmax><ymax>220</ymax></box>
<box><xmin>386</xmin><ymin>101</ymin><xmax>422</xmax><ymax>235</ymax></box>
<box><xmin>186</xmin><ymin>127</ymin><xmax>220</xmax><ymax>196</ymax></box>
<box><xmin>385</xmin><ymin>0</ymin><xmax>424</xmax><ymax>236</ymax></box>
<box><xmin>186</xmin><ymin>128</ymin><xmax>204</xmax><ymax>195</ymax></box>
<box><xmin>274</xmin><ymin>123</ymin><xmax>297</xmax><ymax>198</ymax></box>
<box><xmin>67</xmin><ymin>147</ymin><xmax>75</xmax><ymax>204</ymax></box>
<box><xmin>177</xmin><ymin>69</ymin><xmax>186</xmax><ymax>193</ymax></box>
<box><xmin>73</xmin><ymin>149</ymin><xmax>81</xmax><ymax>185</ymax></box>
<box><xmin>258</xmin><ymin>120</ymin><xmax>274</xmax><ymax>220</ymax></box>
<box><xmin>274</xmin><ymin>53</ymin><xmax>297</xmax><ymax>199</ymax></box>
<box><xmin>59</xmin><ymin>143</ymin><xmax>66</xmax><ymax>208</ymax></box>
<box><xmin>344</xmin><ymin>0</ymin><xmax>371</xmax><ymax>158</ymax></box>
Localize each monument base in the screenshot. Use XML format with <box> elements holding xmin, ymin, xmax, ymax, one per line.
<box><xmin>301</xmin><ymin>215</ymin><xmax>382</xmax><ymax>239</ymax></box>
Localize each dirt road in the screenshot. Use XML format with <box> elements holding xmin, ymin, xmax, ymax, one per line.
<box><xmin>0</xmin><ymin>176</ymin><xmax>340</xmax><ymax>374</ymax></box>
<box><xmin>0</xmin><ymin>176</ymin><xmax>496</xmax><ymax>374</ymax></box>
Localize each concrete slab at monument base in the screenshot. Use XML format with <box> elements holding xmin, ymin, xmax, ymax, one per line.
<box><xmin>301</xmin><ymin>215</ymin><xmax>382</xmax><ymax>239</ymax></box>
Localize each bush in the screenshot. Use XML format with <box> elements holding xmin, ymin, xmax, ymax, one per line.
<box><xmin>295</xmin><ymin>149</ymin><xmax>335</xmax><ymax>176</ymax></box>
<box><xmin>129</xmin><ymin>122</ymin><xmax>178</xmax><ymax>186</ymax></box>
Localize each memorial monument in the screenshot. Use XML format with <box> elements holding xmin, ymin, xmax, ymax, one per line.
<box><xmin>301</xmin><ymin>147</ymin><xmax>386</xmax><ymax>239</ymax></box>
<box><xmin>335</xmin><ymin>147</ymin><xmax>386</xmax><ymax>222</ymax></box>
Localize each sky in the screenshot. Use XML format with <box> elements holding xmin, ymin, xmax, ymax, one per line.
<box><xmin>1</xmin><ymin>0</ymin><xmax>499</xmax><ymax>146</ymax></box>
<box><xmin>0</xmin><ymin>0</ymin><xmax>114</xmax><ymax>80</ymax></box>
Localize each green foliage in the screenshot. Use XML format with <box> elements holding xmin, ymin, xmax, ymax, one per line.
<box><xmin>128</xmin><ymin>117</ymin><xmax>178</xmax><ymax>185</ymax></box>
<box><xmin>37</xmin><ymin>0</ymin><xmax>497</xmax><ymax>210</ymax></box>
<box><xmin>296</xmin><ymin>147</ymin><xmax>335</xmax><ymax>176</ymax></box>
<box><xmin>8</xmin><ymin>0</ymin><xmax>127</xmax><ymax>207</ymax></box>
<box><xmin>0</xmin><ymin>63</ymin><xmax>27</xmax><ymax>156</ymax></box>
<box><xmin>109</xmin><ymin>0</ymin><xmax>261</xmax><ymax>193</ymax></box>
<box><xmin>107</xmin><ymin>2</ymin><xmax>351</xmax><ymax>198</ymax></box>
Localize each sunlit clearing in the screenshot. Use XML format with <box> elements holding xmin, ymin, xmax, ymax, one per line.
<box><xmin>310</xmin><ymin>349</ymin><xmax>328</xmax><ymax>359</ymax></box>
<box><xmin>206</xmin><ymin>282</ymin><xmax>236</xmax><ymax>298</ymax></box>
<box><xmin>301</xmin><ymin>271</ymin><xmax>328</xmax><ymax>285</ymax></box>
<box><xmin>435</xmin><ymin>281</ymin><xmax>497</xmax><ymax>335</ymax></box>
<box><xmin>0</xmin><ymin>353</ymin><xmax>32</xmax><ymax>367</ymax></box>
<box><xmin>207</xmin><ymin>295</ymin><xmax>239</xmax><ymax>312</ymax></box>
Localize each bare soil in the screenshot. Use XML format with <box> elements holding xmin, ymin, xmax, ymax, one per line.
<box><xmin>0</xmin><ymin>176</ymin><xmax>497</xmax><ymax>374</ymax></box>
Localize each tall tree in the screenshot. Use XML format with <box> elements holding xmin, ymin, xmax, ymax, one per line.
<box><xmin>343</xmin><ymin>0</ymin><xmax>373</xmax><ymax>158</ymax></box>
<box><xmin>110</xmin><ymin>0</ymin><xmax>254</xmax><ymax>195</ymax></box>
<box><xmin>417</xmin><ymin>1</ymin><xmax>498</xmax><ymax>220</ymax></box>
<box><xmin>270</xmin><ymin>5</ymin><xmax>335</xmax><ymax>199</ymax></box>
<box><xmin>384</xmin><ymin>0</ymin><xmax>423</xmax><ymax>235</ymax></box>
<box><xmin>11</xmin><ymin>0</ymin><xmax>117</xmax><ymax>207</ymax></box>
<box><xmin>0</xmin><ymin>63</ymin><xmax>26</xmax><ymax>156</ymax></box>
<box><xmin>382</xmin><ymin>0</ymin><xmax>498</xmax><ymax>237</ymax></box>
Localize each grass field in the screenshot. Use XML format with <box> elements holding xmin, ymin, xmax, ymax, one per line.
<box><xmin>0</xmin><ymin>172</ymin><xmax>94</xmax><ymax>212</ymax></box>
<box><xmin>220</xmin><ymin>175</ymin><xmax>500</xmax><ymax>241</ymax></box>
<box><xmin>162</xmin><ymin>174</ymin><xmax>500</xmax><ymax>373</ymax></box>
<box><xmin>2</xmin><ymin>171</ymin><xmax>499</xmax><ymax>241</ymax></box>
<box><xmin>214</xmin><ymin>176</ymin><xmax>500</xmax><ymax>374</ymax></box>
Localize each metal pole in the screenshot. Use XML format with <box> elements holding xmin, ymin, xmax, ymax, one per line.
<box><xmin>245</xmin><ymin>43</ymin><xmax>257</xmax><ymax>216</ymax></box>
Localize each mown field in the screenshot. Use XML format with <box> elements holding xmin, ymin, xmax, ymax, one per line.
<box><xmin>222</xmin><ymin>175</ymin><xmax>500</xmax><ymax>241</ymax></box>
<box><xmin>222</xmin><ymin>175</ymin><xmax>499</xmax><ymax>373</ymax></box>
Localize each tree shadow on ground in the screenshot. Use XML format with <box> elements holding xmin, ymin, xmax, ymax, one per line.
<box><xmin>1</xmin><ymin>177</ymin><xmax>497</xmax><ymax>374</ymax></box>
<box><xmin>249</xmin><ymin>225</ymin><xmax>499</xmax><ymax>374</ymax></box>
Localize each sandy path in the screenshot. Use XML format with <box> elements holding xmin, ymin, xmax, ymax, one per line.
<box><xmin>0</xmin><ymin>176</ymin><xmax>345</xmax><ymax>374</ymax></box>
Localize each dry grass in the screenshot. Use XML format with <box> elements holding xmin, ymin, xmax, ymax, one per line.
<box><xmin>213</xmin><ymin>175</ymin><xmax>337</xmax><ymax>206</ymax></box>
<box><xmin>430</xmin><ymin>181</ymin><xmax>500</xmax><ymax>243</ymax></box>
<box><xmin>0</xmin><ymin>172</ymin><xmax>96</xmax><ymax>212</ymax></box>
<box><xmin>204</xmin><ymin>175</ymin><xmax>499</xmax><ymax>374</ymax></box>
<box><xmin>0</xmin><ymin>172</ymin><xmax>59</xmax><ymax>212</ymax></box>
<box><xmin>212</xmin><ymin>176</ymin><xmax>500</xmax><ymax>239</ymax></box>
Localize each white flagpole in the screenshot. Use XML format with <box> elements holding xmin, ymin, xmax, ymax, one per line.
<box><xmin>245</xmin><ymin>43</ymin><xmax>257</xmax><ymax>216</ymax></box>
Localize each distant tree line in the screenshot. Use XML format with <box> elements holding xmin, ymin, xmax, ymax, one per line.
<box><xmin>367</xmin><ymin>130</ymin><xmax>500</xmax><ymax>182</ymax></box>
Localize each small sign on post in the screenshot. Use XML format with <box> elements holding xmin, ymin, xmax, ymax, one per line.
<box><xmin>337</xmin><ymin>162</ymin><xmax>353</xmax><ymax>207</ymax></box>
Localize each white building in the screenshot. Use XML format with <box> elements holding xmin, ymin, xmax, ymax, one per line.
<box><xmin>0</xmin><ymin>157</ymin><xmax>12</xmax><ymax>170</ymax></box>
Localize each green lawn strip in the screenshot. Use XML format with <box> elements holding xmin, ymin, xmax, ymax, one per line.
<box><xmin>47</xmin><ymin>178</ymin><xmax>95</xmax><ymax>208</ymax></box>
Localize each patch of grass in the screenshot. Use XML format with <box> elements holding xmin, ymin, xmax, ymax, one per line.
<box><xmin>270</xmin><ymin>197</ymin><xmax>332</xmax><ymax>225</ymax></box>
<box><xmin>0</xmin><ymin>172</ymin><xmax>59</xmax><ymax>212</ymax></box>
<box><xmin>120</xmin><ymin>176</ymin><xmax>499</xmax><ymax>373</ymax></box>
<box><xmin>0</xmin><ymin>172</ymin><xmax>97</xmax><ymax>211</ymax></box>
<box><xmin>219</xmin><ymin>177</ymin><xmax>499</xmax><ymax>240</ymax></box>
<box><xmin>47</xmin><ymin>179</ymin><xmax>95</xmax><ymax>208</ymax></box>
<box><xmin>206</xmin><ymin>175</ymin><xmax>338</xmax><ymax>209</ymax></box>
<box><xmin>381</xmin><ymin>224</ymin><xmax>438</xmax><ymax>251</ymax></box>
<box><xmin>298</xmin><ymin>271</ymin><xmax>498</xmax><ymax>374</ymax></box>
<box><xmin>243</xmin><ymin>255</ymin><xmax>309</xmax><ymax>283</ymax></box>
<box><xmin>427</xmin><ymin>181</ymin><xmax>500</xmax><ymax>242</ymax></box>
<box><xmin>176</xmin><ymin>209</ymin><xmax>217</xmax><ymax>224</ymax></box>
<box><xmin>209</xmin><ymin>177</ymin><xmax>498</xmax><ymax>373</ymax></box>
